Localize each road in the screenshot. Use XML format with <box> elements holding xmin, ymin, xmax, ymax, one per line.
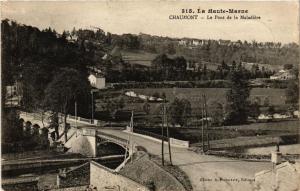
<box><xmin>55</xmin><ymin>118</ymin><xmax>272</xmax><ymax>191</ymax></box>
<box><xmin>97</xmin><ymin>129</ymin><xmax>272</xmax><ymax>191</ymax></box>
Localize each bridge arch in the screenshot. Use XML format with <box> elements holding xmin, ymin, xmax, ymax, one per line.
<box><xmin>32</xmin><ymin>124</ymin><xmax>40</xmax><ymax>134</ymax></box>
<box><xmin>32</xmin><ymin>124</ymin><xmax>40</xmax><ymax>128</ymax></box>
<box><xmin>24</xmin><ymin>121</ymin><xmax>32</xmax><ymax>132</ymax></box>
<box><xmin>96</xmin><ymin>141</ymin><xmax>127</xmax><ymax>157</ymax></box>
<box><xmin>19</xmin><ymin>118</ymin><xmax>24</xmax><ymax>124</ymax></box>
<box><xmin>96</xmin><ymin>136</ymin><xmax>128</xmax><ymax>150</ymax></box>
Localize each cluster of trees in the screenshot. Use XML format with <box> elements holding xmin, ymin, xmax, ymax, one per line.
<box><xmin>285</xmin><ymin>80</ymin><xmax>299</xmax><ymax>105</ymax></box>
<box><xmin>60</xmin><ymin>26</ymin><xmax>298</xmax><ymax>83</ymax></box>
<box><xmin>139</xmin><ymin>35</ymin><xmax>299</xmax><ymax>67</ymax></box>
<box><xmin>104</xmin><ymin>55</ymin><xmax>275</xmax><ymax>83</ymax></box>
<box><xmin>224</xmin><ymin>67</ymin><xmax>251</xmax><ymax>125</ymax></box>
<box><xmin>65</xmin><ymin>27</ymin><xmax>140</xmax><ymax>50</ymax></box>
<box><xmin>151</xmin><ymin>54</ymin><xmax>187</xmax><ymax>81</ymax></box>
<box><xmin>2</xmin><ymin>19</ymin><xmax>93</xmax><ymax>143</ymax></box>
<box><xmin>168</xmin><ymin>98</ymin><xmax>192</xmax><ymax>127</ymax></box>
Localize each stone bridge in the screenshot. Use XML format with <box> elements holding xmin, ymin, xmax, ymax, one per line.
<box><xmin>19</xmin><ymin>111</ymin><xmax>133</xmax><ymax>163</ymax></box>
<box><xmin>65</xmin><ymin>128</ymin><xmax>131</xmax><ymax>158</ymax></box>
<box><xmin>19</xmin><ymin>112</ymin><xmax>51</xmax><ymax>128</ymax></box>
<box><xmin>19</xmin><ymin>111</ymin><xmax>65</xmax><ymax>137</ymax></box>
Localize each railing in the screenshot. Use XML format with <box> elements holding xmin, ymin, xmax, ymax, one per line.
<box><xmin>96</xmin><ymin>131</ymin><xmax>128</xmax><ymax>146</ymax></box>
<box><xmin>133</xmin><ymin>129</ymin><xmax>168</xmax><ymax>141</ymax></box>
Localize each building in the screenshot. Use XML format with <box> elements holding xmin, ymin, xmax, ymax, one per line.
<box><xmin>255</xmin><ymin>161</ymin><xmax>300</xmax><ymax>191</ymax></box>
<box><xmin>270</xmin><ymin>69</ymin><xmax>296</xmax><ymax>80</ymax></box>
<box><xmin>178</xmin><ymin>39</ymin><xmax>188</xmax><ymax>46</ymax></box>
<box><xmin>88</xmin><ymin>73</ymin><xmax>105</xmax><ymax>89</ymax></box>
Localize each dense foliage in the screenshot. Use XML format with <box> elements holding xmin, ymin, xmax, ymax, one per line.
<box><xmin>1</xmin><ymin>19</ymin><xmax>91</xmax><ymax>115</ymax></box>
<box><xmin>285</xmin><ymin>80</ymin><xmax>299</xmax><ymax>105</ymax></box>
<box><xmin>61</xmin><ymin>26</ymin><xmax>298</xmax><ymax>83</ymax></box>
<box><xmin>225</xmin><ymin>66</ymin><xmax>251</xmax><ymax>125</ymax></box>
<box><xmin>168</xmin><ymin>98</ymin><xmax>192</xmax><ymax>126</ymax></box>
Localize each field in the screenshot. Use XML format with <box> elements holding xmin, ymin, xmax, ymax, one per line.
<box><xmin>134</xmin><ymin>120</ymin><xmax>299</xmax><ymax>150</ymax></box>
<box><xmin>121</xmin><ymin>50</ymin><xmax>157</xmax><ymax>66</ymax></box>
<box><xmin>120</xmin><ymin>49</ymin><xmax>282</xmax><ymax>72</ymax></box>
<box><xmin>95</xmin><ymin>87</ymin><xmax>287</xmax><ymax>119</ymax></box>
<box><xmin>132</xmin><ymin>87</ymin><xmax>286</xmax><ymax>107</ymax></box>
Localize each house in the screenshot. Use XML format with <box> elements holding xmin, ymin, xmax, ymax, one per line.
<box><xmin>178</xmin><ymin>39</ymin><xmax>188</xmax><ymax>46</ymax></box>
<box><xmin>125</xmin><ymin>91</ymin><xmax>137</xmax><ymax>97</ymax></box>
<box><xmin>5</xmin><ymin>82</ymin><xmax>22</xmax><ymax>107</ymax></box>
<box><xmin>293</xmin><ymin>110</ymin><xmax>299</xmax><ymax>118</ymax></box>
<box><xmin>186</xmin><ymin>60</ymin><xmax>201</xmax><ymax>71</ymax></box>
<box><xmin>192</xmin><ymin>39</ymin><xmax>200</xmax><ymax>46</ymax></box>
<box><xmin>88</xmin><ymin>73</ymin><xmax>105</xmax><ymax>89</ymax></box>
<box><xmin>66</xmin><ymin>34</ymin><xmax>78</xmax><ymax>43</ymax></box>
<box><xmin>255</xmin><ymin>161</ymin><xmax>300</xmax><ymax>191</ymax></box>
<box><xmin>6</xmin><ymin>85</ymin><xmax>18</xmax><ymax>98</ymax></box>
<box><xmin>270</xmin><ymin>69</ymin><xmax>296</xmax><ymax>80</ymax></box>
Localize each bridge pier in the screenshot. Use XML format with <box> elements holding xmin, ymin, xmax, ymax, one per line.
<box><xmin>64</xmin><ymin>128</ymin><xmax>97</xmax><ymax>157</ymax></box>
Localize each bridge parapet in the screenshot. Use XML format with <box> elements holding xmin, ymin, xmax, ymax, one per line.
<box><xmin>19</xmin><ymin>112</ymin><xmax>49</xmax><ymax>128</ymax></box>
<box><xmin>96</xmin><ymin>131</ymin><xmax>128</xmax><ymax>148</ymax></box>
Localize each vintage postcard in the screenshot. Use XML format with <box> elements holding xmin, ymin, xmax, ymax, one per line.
<box><xmin>1</xmin><ymin>1</ymin><xmax>299</xmax><ymax>191</ymax></box>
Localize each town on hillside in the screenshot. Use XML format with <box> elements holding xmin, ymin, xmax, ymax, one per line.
<box><xmin>1</xmin><ymin>2</ymin><xmax>300</xmax><ymax>191</ymax></box>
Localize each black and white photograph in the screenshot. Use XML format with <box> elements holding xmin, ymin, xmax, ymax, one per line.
<box><xmin>1</xmin><ymin>1</ymin><xmax>299</xmax><ymax>191</ymax></box>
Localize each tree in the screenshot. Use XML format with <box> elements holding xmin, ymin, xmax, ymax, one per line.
<box><xmin>225</xmin><ymin>68</ymin><xmax>251</xmax><ymax>125</ymax></box>
<box><xmin>118</xmin><ymin>97</ymin><xmax>125</xmax><ymax>110</ymax></box>
<box><xmin>103</xmin><ymin>98</ymin><xmax>125</xmax><ymax>120</ymax></box>
<box><xmin>168</xmin><ymin>98</ymin><xmax>191</xmax><ymax>127</ymax></box>
<box><xmin>152</xmin><ymin>92</ymin><xmax>160</xmax><ymax>98</ymax></box>
<box><xmin>44</xmin><ymin>68</ymin><xmax>90</xmax><ymax>142</ymax></box>
<box><xmin>209</xmin><ymin>101</ymin><xmax>224</xmax><ymax>126</ymax></box>
<box><xmin>143</xmin><ymin>101</ymin><xmax>151</xmax><ymax>115</ymax></box>
<box><xmin>2</xmin><ymin>109</ymin><xmax>23</xmax><ymax>143</ymax></box>
<box><xmin>263</xmin><ymin>97</ymin><xmax>270</xmax><ymax>107</ymax></box>
<box><xmin>267</xmin><ymin>106</ymin><xmax>276</xmax><ymax>116</ymax></box>
<box><xmin>167</xmin><ymin>43</ymin><xmax>176</xmax><ymax>55</ymax></box>
<box><xmin>248</xmin><ymin>102</ymin><xmax>260</xmax><ymax>120</ymax></box>
<box><xmin>143</xmin><ymin>101</ymin><xmax>151</xmax><ymax>126</ymax></box>
<box><xmin>285</xmin><ymin>80</ymin><xmax>299</xmax><ymax>105</ymax></box>
<box><xmin>283</xmin><ymin>64</ymin><xmax>293</xmax><ymax>70</ymax></box>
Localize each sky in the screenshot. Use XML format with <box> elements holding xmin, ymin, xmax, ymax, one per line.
<box><xmin>1</xmin><ymin>1</ymin><xmax>299</xmax><ymax>44</ymax></box>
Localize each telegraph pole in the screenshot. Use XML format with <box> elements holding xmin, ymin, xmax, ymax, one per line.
<box><xmin>91</xmin><ymin>90</ymin><xmax>95</xmax><ymax>124</ymax></box>
<box><xmin>165</xmin><ymin>101</ymin><xmax>173</xmax><ymax>165</ymax></box>
<box><xmin>130</xmin><ymin>110</ymin><xmax>134</xmax><ymax>163</ymax></box>
<box><xmin>203</xmin><ymin>94</ymin><xmax>210</xmax><ymax>150</ymax></box>
<box><xmin>161</xmin><ymin>102</ymin><xmax>165</xmax><ymax>166</ymax></box>
<box><xmin>201</xmin><ymin>94</ymin><xmax>205</xmax><ymax>152</ymax></box>
<box><xmin>75</xmin><ymin>101</ymin><xmax>77</xmax><ymax>128</ymax></box>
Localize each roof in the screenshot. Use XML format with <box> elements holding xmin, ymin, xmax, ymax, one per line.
<box><xmin>89</xmin><ymin>72</ymin><xmax>104</xmax><ymax>78</ymax></box>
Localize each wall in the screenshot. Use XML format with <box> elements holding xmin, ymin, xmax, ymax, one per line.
<box><xmin>255</xmin><ymin>162</ymin><xmax>300</xmax><ymax>191</ymax></box>
<box><xmin>170</xmin><ymin>138</ymin><xmax>189</xmax><ymax>148</ymax></box>
<box><xmin>65</xmin><ymin>133</ymin><xmax>96</xmax><ymax>157</ymax></box>
<box><xmin>119</xmin><ymin>154</ymin><xmax>187</xmax><ymax>191</ymax></box>
<box><xmin>124</xmin><ymin>130</ymin><xmax>189</xmax><ymax>148</ymax></box>
<box><xmin>57</xmin><ymin>162</ymin><xmax>90</xmax><ymax>188</ymax></box>
<box><xmin>96</xmin><ymin>77</ymin><xmax>105</xmax><ymax>89</ymax></box>
<box><xmin>2</xmin><ymin>177</ymin><xmax>39</xmax><ymax>191</ymax></box>
<box><xmin>90</xmin><ymin>161</ymin><xmax>150</xmax><ymax>191</ymax></box>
